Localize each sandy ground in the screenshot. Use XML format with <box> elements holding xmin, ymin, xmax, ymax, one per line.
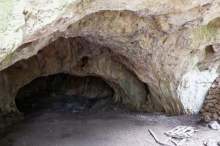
<box><xmin>1</xmin><ymin>109</ymin><xmax>220</xmax><ymax>146</ymax></box>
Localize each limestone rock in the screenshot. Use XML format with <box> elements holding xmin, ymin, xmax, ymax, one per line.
<box><xmin>213</xmin><ymin>113</ymin><xmax>219</xmax><ymax>120</ymax></box>
<box><xmin>201</xmin><ymin>115</ymin><xmax>211</xmax><ymax>123</ymax></box>
<box><xmin>206</xmin><ymin>95</ymin><xmax>214</xmax><ymax>100</ymax></box>
<box><xmin>1</xmin><ymin>0</ymin><xmax>220</xmax><ymax>116</ymax></box>
<box><xmin>207</xmin><ymin>103</ymin><xmax>215</xmax><ymax>107</ymax></box>
<box><xmin>202</xmin><ymin>112</ymin><xmax>213</xmax><ymax>118</ymax></box>
<box><xmin>204</xmin><ymin>139</ymin><xmax>218</xmax><ymax>146</ymax></box>
<box><xmin>200</xmin><ymin>108</ymin><xmax>205</xmax><ymax>113</ymax></box>
<box><xmin>211</xmin><ymin>89</ymin><xmax>220</xmax><ymax>95</ymax></box>
<box><xmin>208</xmin><ymin>121</ymin><xmax>220</xmax><ymax>130</ymax></box>
<box><xmin>215</xmin><ymin>104</ymin><xmax>220</xmax><ymax>110</ymax></box>
<box><xmin>216</xmin><ymin>78</ymin><xmax>220</xmax><ymax>82</ymax></box>
<box><xmin>208</xmin><ymin>107</ymin><xmax>218</xmax><ymax>113</ymax></box>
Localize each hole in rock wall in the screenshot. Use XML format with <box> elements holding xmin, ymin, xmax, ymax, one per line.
<box><xmin>205</xmin><ymin>45</ymin><xmax>215</xmax><ymax>59</ymax></box>
<box><xmin>15</xmin><ymin>73</ymin><xmax>115</xmax><ymax>115</ymax></box>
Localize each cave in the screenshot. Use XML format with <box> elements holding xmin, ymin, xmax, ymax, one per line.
<box><xmin>15</xmin><ymin>74</ymin><xmax>115</xmax><ymax>115</ymax></box>
<box><xmin>1</xmin><ymin>1</ymin><xmax>220</xmax><ymax>145</ymax></box>
<box><xmin>0</xmin><ymin>36</ymin><xmax>151</xmax><ymax>116</ymax></box>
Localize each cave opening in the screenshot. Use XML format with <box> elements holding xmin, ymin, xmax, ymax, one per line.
<box><xmin>15</xmin><ymin>73</ymin><xmax>116</xmax><ymax>116</ymax></box>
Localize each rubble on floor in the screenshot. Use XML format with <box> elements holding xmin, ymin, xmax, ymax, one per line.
<box><xmin>149</xmin><ymin>126</ymin><xmax>197</xmax><ymax>146</ymax></box>
<box><xmin>204</xmin><ymin>139</ymin><xmax>220</xmax><ymax>146</ymax></box>
<box><xmin>208</xmin><ymin>121</ymin><xmax>220</xmax><ymax>130</ymax></box>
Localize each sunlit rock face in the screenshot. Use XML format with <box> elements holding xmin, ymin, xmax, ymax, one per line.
<box><xmin>1</xmin><ymin>0</ymin><xmax>220</xmax><ymax>116</ymax></box>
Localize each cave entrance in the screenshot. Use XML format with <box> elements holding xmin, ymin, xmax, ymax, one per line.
<box><xmin>15</xmin><ymin>73</ymin><xmax>115</xmax><ymax>115</ymax></box>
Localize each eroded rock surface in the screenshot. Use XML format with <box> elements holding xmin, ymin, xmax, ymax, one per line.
<box><xmin>0</xmin><ymin>37</ymin><xmax>149</xmax><ymax>116</ymax></box>
<box><xmin>1</xmin><ymin>0</ymin><xmax>220</xmax><ymax>116</ymax></box>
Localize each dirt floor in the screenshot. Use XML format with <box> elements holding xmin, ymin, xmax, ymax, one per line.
<box><xmin>1</xmin><ymin>93</ymin><xmax>220</xmax><ymax>146</ymax></box>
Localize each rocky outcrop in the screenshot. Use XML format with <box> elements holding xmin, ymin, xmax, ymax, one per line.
<box><xmin>1</xmin><ymin>0</ymin><xmax>220</xmax><ymax>116</ymax></box>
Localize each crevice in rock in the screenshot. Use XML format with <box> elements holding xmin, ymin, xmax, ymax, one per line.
<box><xmin>197</xmin><ymin>44</ymin><xmax>218</xmax><ymax>72</ymax></box>
<box><xmin>205</xmin><ymin>45</ymin><xmax>215</xmax><ymax>59</ymax></box>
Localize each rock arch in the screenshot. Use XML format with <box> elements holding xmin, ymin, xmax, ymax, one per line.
<box><xmin>0</xmin><ymin>37</ymin><xmax>150</xmax><ymax>115</ymax></box>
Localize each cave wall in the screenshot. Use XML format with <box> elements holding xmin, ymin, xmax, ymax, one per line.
<box><xmin>0</xmin><ymin>37</ymin><xmax>150</xmax><ymax>115</ymax></box>
<box><xmin>1</xmin><ymin>0</ymin><xmax>220</xmax><ymax>116</ymax></box>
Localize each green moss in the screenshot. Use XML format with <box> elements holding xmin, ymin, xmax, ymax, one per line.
<box><xmin>110</xmin><ymin>11</ymin><xmax>120</xmax><ymax>29</ymax></box>
<box><xmin>3</xmin><ymin>51</ymin><xmax>13</xmax><ymax>66</ymax></box>
<box><xmin>192</xmin><ymin>18</ymin><xmax>220</xmax><ymax>47</ymax></box>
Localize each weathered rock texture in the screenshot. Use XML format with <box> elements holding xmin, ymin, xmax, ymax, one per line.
<box><xmin>1</xmin><ymin>0</ymin><xmax>220</xmax><ymax>116</ymax></box>
<box><xmin>0</xmin><ymin>37</ymin><xmax>149</xmax><ymax>115</ymax></box>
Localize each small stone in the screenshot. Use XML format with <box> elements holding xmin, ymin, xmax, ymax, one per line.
<box><xmin>200</xmin><ymin>108</ymin><xmax>205</xmax><ymax>113</ymax></box>
<box><xmin>208</xmin><ymin>121</ymin><xmax>220</xmax><ymax>130</ymax></box>
<box><xmin>205</xmin><ymin>139</ymin><xmax>217</xmax><ymax>146</ymax></box>
<box><xmin>213</xmin><ymin>94</ymin><xmax>220</xmax><ymax>99</ymax></box>
<box><xmin>217</xmin><ymin>99</ymin><xmax>220</xmax><ymax>104</ymax></box>
<box><xmin>213</xmin><ymin>113</ymin><xmax>219</xmax><ymax>120</ymax></box>
<box><xmin>212</xmin><ymin>84</ymin><xmax>216</xmax><ymax>88</ymax></box>
<box><xmin>207</xmin><ymin>103</ymin><xmax>215</xmax><ymax>107</ymax></box>
<box><xmin>211</xmin><ymin>88</ymin><xmax>220</xmax><ymax>95</ymax></box>
<box><xmin>204</xmin><ymin>100</ymin><xmax>208</xmax><ymax>104</ymax></box>
<box><xmin>204</xmin><ymin>105</ymin><xmax>210</xmax><ymax>111</ymax></box>
<box><xmin>209</xmin><ymin>99</ymin><xmax>217</xmax><ymax>104</ymax></box>
<box><xmin>216</xmin><ymin>77</ymin><xmax>220</xmax><ymax>82</ymax></box>
<box><xmin>206</xmin><ymin>95</ymin><xmax>214</xmax><ymax>100</ymax></box>
<box><xmin>215</xmin><ymin>104</ymin><xmax>220</xmax><ymax>110</ymax></box>
<box><xmin>202</xmin><ymin>112</ymin><xmax>213</xmax><ymax>118</ymax></box>
<box><xmin>215</xmin><ymin>84</ymin><xmax>220</xmax><ymax>88</ymax></box>
<box><xmin>201</xmin><ymin>115</ymin><xmax>211</xmax><ymax>123</ymax></box>
<box><xmin>208</xmin><ymin>107</ymin><xmax>218</xmax><ymax>113</ymax></box>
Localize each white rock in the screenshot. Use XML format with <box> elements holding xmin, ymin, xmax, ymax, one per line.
<box><xmin>205</xmin><ymin>139</ymin><xmax>218</xmax><ymax>146</ymax></box>
<box><xmin>208</xmin><ymin>121</ymin><xmax>220</xmax><ymax>130</ymax></box>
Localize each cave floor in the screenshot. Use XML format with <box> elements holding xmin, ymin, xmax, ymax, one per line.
<box><xmin>1</xmin><ymin>109</ymin><xmax>220</xmax><ymax>146</ymax></box>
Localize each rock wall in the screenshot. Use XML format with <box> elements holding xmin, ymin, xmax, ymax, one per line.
<box><xmin>1</xmin><ymin>0</ymin><xmax>220</xmax><ymax>116</ymax></box>
<box><xmin>200</xmin><ymin>77</ymin><xmax>220</xmax><ymax>120</ymax></box>
<box><xmin>0</xmin><ymin>37</ymin><xmax>150</xmax><ymax>115</ymax></box>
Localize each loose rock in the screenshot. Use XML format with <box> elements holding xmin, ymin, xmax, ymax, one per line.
<box><xmin>204</xmin><ymin>139</ymin><xmax>218</xmax><ymax>146</ymax></box>
<box><xmin>208</xmin><ymin>121</ymin><xmax>220</xmax><ymax>130</ymax></box>
<box><xmin>213</xmin><ymin>113</ymin><xmax>219</xmax><ymax>120</ymax></box>
<box><xmin>201</xmin><ymin>115</ymin><xmax>211</xmax><ymax>123</ymax></box>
